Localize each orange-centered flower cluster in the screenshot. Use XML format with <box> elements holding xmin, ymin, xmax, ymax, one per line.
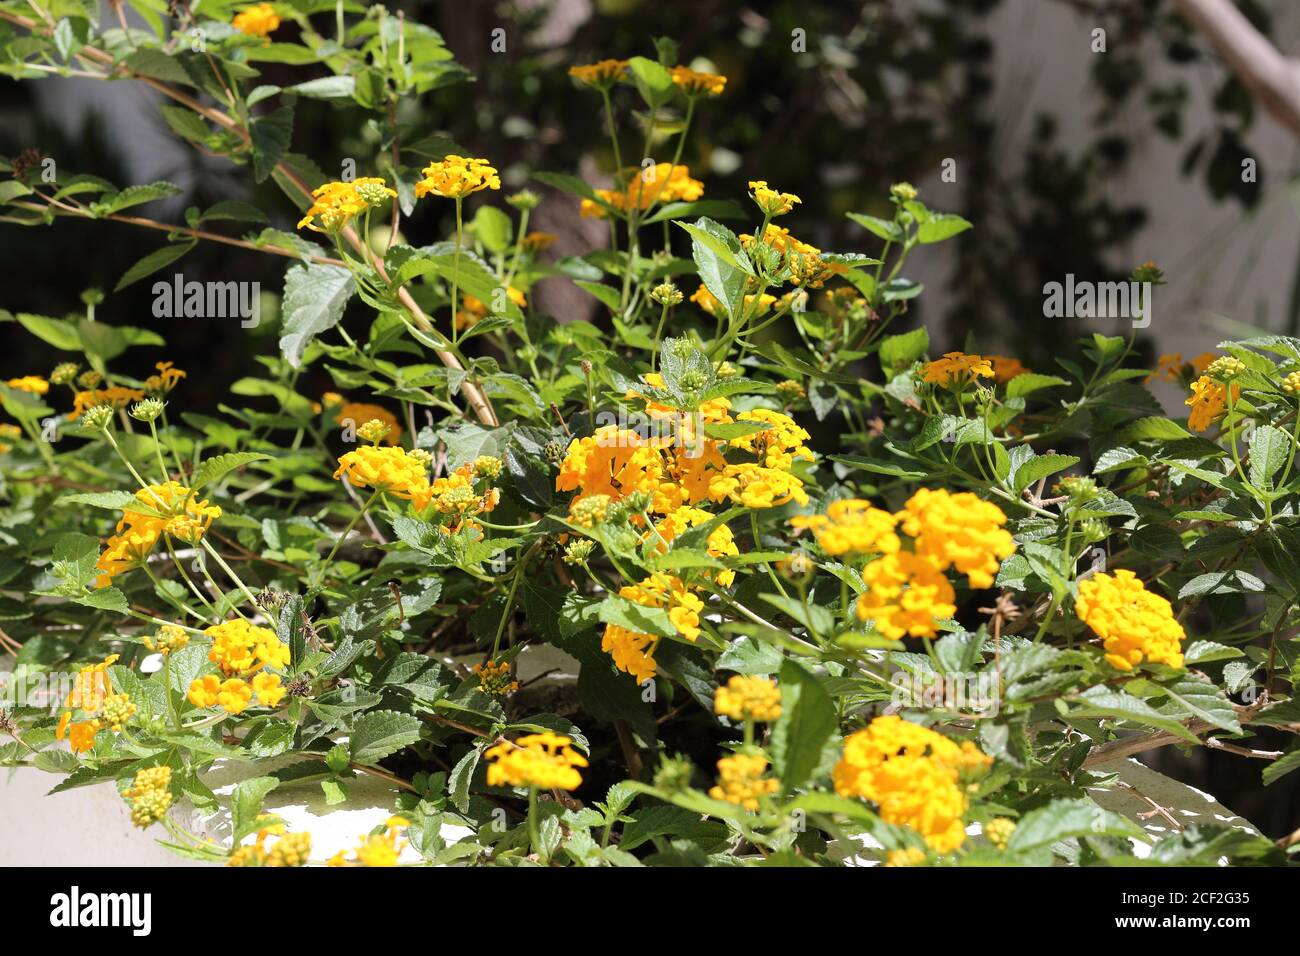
<box><xmin>1075</xmin><ymin>569</ymin><xmax>1185</xmax><ymax>671</ymax></box>
<box><xmin>297</xmin><ymin>178</ymin><xmax>396</xmax><ymax>233</ymax></box>
<box><xmin>95</xmin><ymin>483</ymin><xmax>222</xmax><ymax>588</ymax></box>
<box><xmin>920</xmin><ymin>352</ymin><xmax>994</xmax><ymax>388</ymax></box>
<box><xmin>56</xmin><ymin>654</ymin><xmax>133</xmax><ymax>753</ymax></box>
<box><xmin>833</xmin><ymin>715</ymin><xmax>992</xmax><ymax>853</ymax></box>
<box><xmin>484</xmin><ymin>732</ymin><xmax>588</xmax><ymax>791</ymax></box>
<box><xmin>580</xmin><ymin>164</ymin><xmax>704</xmax><ymax>219</ymax></box>
<box><xmin>187</xmin><ymin>619</ymin><xmax>291</xmax><ymax>715</ymax></box>
<box><xmin>232</xmin><ymin>2</ymin><xmax>279</xmax><ymax>38</ymax></box>
<box><xmin>414</xmin><ymin>156</ymin><xmax>500</xmax><ymax>199</ymax></box>
<box><xmin>793</xmin><ymin>488</ymin><xmax>1016</xmax><ymax>640</ymax></box>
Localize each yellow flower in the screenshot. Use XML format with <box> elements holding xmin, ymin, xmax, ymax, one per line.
<box><xmin>568</xmin><ymin>59</ymin><xmax>628</xmax><ymax>88</ymax></box>
<box><xmin>56</xmin><ymin>654</ymin><xmax>127</xmax><ymax>753</ymax></box>
<box><xmin>154</xmin><ymin>361</ymin><xmax>186</xmax><ymax>391</ymax></box>
<box><xmin>1185</xmin><ymin>375</ymin><xmax>1238</xmax><ymax>432</ymax></box>
<box><xmin>984</xmin><ymin>817</ymin><xmax>1016</xmax><ymax>849</ymax></box>
<box><xmin>95</xmin><ymin>482</ymin><xmax>221</xmax><ymax>588</ymax></box>
<box><xmin>739</xmin><ymin>225</ymin><xmax>843</xmax><ymax>288</ymax></box>
<box><xmin>334</xmin><ymin>445</ymin><xmax>432</xmax><ymax>509</ymax></box>
<box><xmin>670</xmin><ymin>64</ymin><xmax>727</xmax><ymax>96</ymax></box>
<box><xmin>748</xmin><ymin>180</ymin><xmax>801</xmax><ymax>217</ymax></box>
<box><xmin>484</xmin><ymin>732</ymin><xmax>588</xmax><ymax>790</ymax></box>
<box><xmin>122</xmin><ymin>766</ymin><xmax>173</xmax><ymax>827</ymax></box>
<box><xmin>714</xmin><ymin>675</ymin><xmax>782</xmax><ymax>722</ymax></box>
<box><xmin>521</xmin><ymin>231</ymin><xmax>556</xmax><ymax>252</ymax></box>
<box><xmin>185</xmin><ymin>675</ymin><xmax>220</xmax><ymax>713</ymax></box>
<box><xmin>855</xmin><ymin>551</ymin><xmax>956</xmax><ymax>640</ymax></box>
<box><xmin>920</xmin><ymin>352</ymin><xmax>995</xmax><ymax>387</ymax></box>
<box><xmin>68</xmin><ymin>386</ymin><xmax>145</xmax><ymax>421</ymax></box>
<box><xmin>205</xmin><ymin>619</ymin><xmax>288</xmax><ymax>675</ymax></box>
<box><xmin>885</xmin><ymin>847</ymin><xmax>928</xmax><ymax>867</ymax></box>
<box><xmin>791</xmin><ymin>499</ymin><xmax>900</xmax><ymax>557</ymax></box>
<box><xmin>690</xmin><ymin>284</ymin><xmax>776</xmax><ymax>318</ymax></box>
<box><xmin>297</xmin><ymin>181</ymin><xmax>369</xmax><ymax>233</ymax></box>
<box><xmin>415</xmin><ymin>155</ymin><xmax>500</xmax><ymax>199</ymax></box>
<box><xmin>833</xmin><ymin>716</ymin><xmax>990</xmax><ymax>853</ymax></box>
<box><xmin>217</xmin><ymin>678</ymin><xmax>253</xmax><ymax>714</ymax></box>
<box><xmin>730</xmin><ymin>408</ymin><xmax>815</xmax><ymax>470</ymax></box>
<box><xmin>624</xmin><ymin>163</ymin><xmax>704</xmax><ymax>211</ymax></box>
<box><xmin>6</xmin><ymin>375</ymin><xmax>49</xmax><ymax>395</ymax></box>
<box><xmin>987</xmin><ymin>355</ymin><xmax>1029</xmax><ymax>383</ymax></box>
<box><xmin>144</xmin><ymin>624</ymin><xmax>190</xmax><ymax>656</ymax></box>
<box><xmin>474</xmin><ymin>659</ymin><xmax>519</xmax><ymax>696</ymax></box>
<box><xmin>708</xmin><ymin>753</ymin><xmax>778</xmax><ymax>810</ymax></box>
<box><xmin>1285</xmin><ymin>371</ymin><xmax>1300</xmax><ymax>395</ymax></box>
<box><xmin>600</xmin><ymin>626</ymin><xmax>658</xmax><ymax>684</ymax></box>
<box><xmin>895</xmin><ymin>488</ymin><xmax>1016</xmax><ymax>589</ymax></box>
<box><xmin>707</xmin><ymin>462</ymin><xmax>809</xmax><ymax>509</ymax></box>
<box><xmin>252</xmin><ymin>672</ymin><xmax>287</xmax><ymax>707</ymax></box>
<box><xmin>232</xmin><ymin>2</ymin><xmax>280</xmax><ymax>37</ymax></box>
<box><xmin>1075</xmin><ymin>569</ymin><xmax>1185</xmax><ymax>671</ymax></box>
<box><xmin>334</xmin><ymin>401</ymin><xmax>401</xmax><ymax>444</ymax></box>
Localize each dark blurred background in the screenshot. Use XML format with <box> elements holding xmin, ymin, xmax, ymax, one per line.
<box><xmin>3</xmin><ymin>0</ymin><xmax>1299</xmax><ymax>839</ymax></box>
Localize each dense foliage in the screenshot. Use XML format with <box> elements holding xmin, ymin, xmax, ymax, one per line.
<box><xmin>1</xmin><ymin>1</ymin><xmax>1298</xmax><ymax>867</ymax></box>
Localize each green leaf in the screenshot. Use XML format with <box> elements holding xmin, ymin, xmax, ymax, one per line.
<box><xmin>250</xmin><ymin>106</ymin><xmax>294</xmax><ymax>183</ymax></box>
<box><xmin>916</xmin><ymin>213</ymin><xmax>972</xmax><ymax>244</ymax></box>
<box><xmin>676</xmin><ymin>217</ymin><xmax>753</xmax><ymax>322</ymax></box>
<box><xmin>769</xmin><ymin>660</ymin><xmax>836</xmax><ymax>792</ymax></box>
<box><xmin>1158</xmin><ymin>675</ymin><xmax>1241</xmax><ymax>733</ymax></box>
<box><xmin>1263</xmin><ymin>748</ymin><xmax>1300</xmax><ymax>786</ymax></box>
<box><xmin>16</xmin><ymin>312</ymin><xmax>81</xmax><ymax>350</ymax></box>
<box><xmin>472</xmin><ymin>205</ymin><xmax>513</xmax><ymax>254</ymax></box>
<box><xmin>288</xmin><ymin>76</ymin><xmax>356</xmax><ymax>99</ymax></box>
<box><xmin>349</xmin><ymin>710</ymin><xmax>423</xmax><ymax>764</ymax></box>
<box><xmin>192</xmin><ymin>452</ymin><xmax>272</xmax><ymax>491</ymax></box>
<box><xmin>96</xmin><ymin>181</ymin><xmax>183</xmax><ymax>216</ymax></box>
<box><xmin>846</xmin><ymin>212</ymin><xmax>902</xmax><ymax>242</ymax></box>
<box><xmin>230</xmin><ymin>776</ymin><xmax>280</xmax><ymax>843</ymax></box>
<box><xmin>1066</xmin><ymin>688</ymin><xmax>1199</xmax><ymax>743</ymax></box>
<box><xmin>1006</xmin><ymin>373</ymin><xmax>1070</xmax><ymax>398</ymax></box>
<box><xmin>627</xmin><ymin>55</ymin><xmax>674</xmax><ymax>108</ymax></box>
<box><xmin>597</xmin><ymin>595</ymin><xmax>676</xmax><ymax>639</ymax></box>
<box><xmin>878</xmin><ymin>327</ymin><xmax>929</xmax><ymax>373</ymax></box>
<box><xmin>1005</xmin><ymin>797</ymin><xmax>1144</xmax><ymax>853</ymax></box>
<box><xmin>114</xmin><ymin>240</ymin><xmax>197</xmax><ymax>292</ymax></box>
<box><xmin>1012</xmin><ymin>453</ymin><xmax>1080</xmax><ymax>496</ymax></box>
<box><xmin>279</xmin><ymin>262</ymin><xmax>355</xmax><ymax>368</ymax></box>
<box><xmin>1249</xmin><ymin>424</ymin><xmax>1290</xmax><ymax>490</ymax></box>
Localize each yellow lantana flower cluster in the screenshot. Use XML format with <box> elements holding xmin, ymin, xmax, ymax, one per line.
<box><xmin>1075</xmin><ymin>569</ymin><xmax>1185</xmax><ymax>671</ymax></box>
<box><xmin>187</xmin><ymin>620</ymin><xmax>290</xmax><ymax>715</ymax></box>
<box><xmin>334</xmin><ymin>445</ymin><xmax>432</xmax><ymax>509</ymax></box>
<box><xmin>790</xmin><ymin>499</ymin><xmax>900</xmax><ymax>557</ymax></box>
<box><xmin>143</xmin><ymin>623</ymin><xmax>190</xmax><ymax>656</ymax></box>
<box><xmin>414</xmin><ymin>156</ymin><xmax>501</xmax><ymax>199</ymax></box>
<box><xmin>920</xmin><ymin>351</ymin><xmax>995</xmax><ymax>388</ymax></box>
<box><xmin>95</xmin><ymin>482</ymin><xmax>222</xmax><ymax>587</ymax></box>
<box><xmin>1185</xmin><ymin>375</ymin><xmax>1238</xmax><ymax>432</ymax></box>
<box><xmin>580</xmin><ymin>163</ymin><xmax>704</xmax><ymax>219</ymax></box>
<box><xmin>833</xmin><ymin>715</ymin><xmax>991</xmax><ymax>853</ymax></box>
<box><xmin>484</xmin><ymin>732</ymin><xmax>588</xmax><ymax>791</ymax></box>
<box><xmin>232</xmin><ymin>2</ymin><xmax>280</xmax><ymax>38</ymax></box>
<box><xmin>334</xmin><ymin>400</ymin><xmax>402</xmax><ymax>444</ymax></box>
<box><xmin>709</xmin><ymin>753</ymin><xmax>778</xmax><ymax>809</ymax></box>
<box><xmin>714</xmin><ymin>675</ymin><xmax>782</xmax><ymax>722</ymax></box>
<box><xmin>568</xmin><ymin>59</ymin><xmax>629</xmax><ymax>88</ymax></box>
<box><xmin>601</xmin><ymin>573</ymin><xmax>706</xmax><ymax>683</ymax></box>
<box><xmin>122</xmin><ymin>766</ymin><xmax>173</xmax><ymax>828</ymax></box>
<box><xmin>6</xmin><ymin>375</ymin><xmax>49</xmax><ymax>394</ymax></box>
<box><xmin>740</xmin><ymin>225</ymin><xmax>845</xmax><ymax>289</ymax></box>
<box><xmin>669</xmin><ymin>64</ymin><xmax>727</xmax><ymax>97</ymax></box>
<box><xmin>297</xmin><ymin>178</ymin><xmax>396</xmax><ymax>233</ymax></box>
<box><xmin>328</xmin><ymin>817</ymin><xmax>411</xmax><ymax>867</ymax></box>
<box><xmin>55</xmin><ymin>654</ymin><xmax>129</xmax><ymax>754</ymax></box>
<box><xmin>896</xmin><ymin>487</ymin><xmax>1017</xmax><ymax>590</ymax></box>
<box><xmin>228</xmin><ymin>817</ymin><xmax>312</xmax><ymax>867</ymax></box>
<box><xmin>748</xmin><ymin>180</ymin><xmax>801</xmax><ymax>217</ymax></box>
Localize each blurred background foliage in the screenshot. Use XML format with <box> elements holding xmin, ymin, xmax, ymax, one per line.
<box><xmin>2</xmin><ymin>0</ymin><xmax>1297</xmax><ymax>836</ymax></box>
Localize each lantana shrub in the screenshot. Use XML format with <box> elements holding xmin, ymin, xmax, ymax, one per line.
<box><xmin>0</xmin><ymin>2</ymin><xmax>1298</xmax><ymax>868</ymax></box>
